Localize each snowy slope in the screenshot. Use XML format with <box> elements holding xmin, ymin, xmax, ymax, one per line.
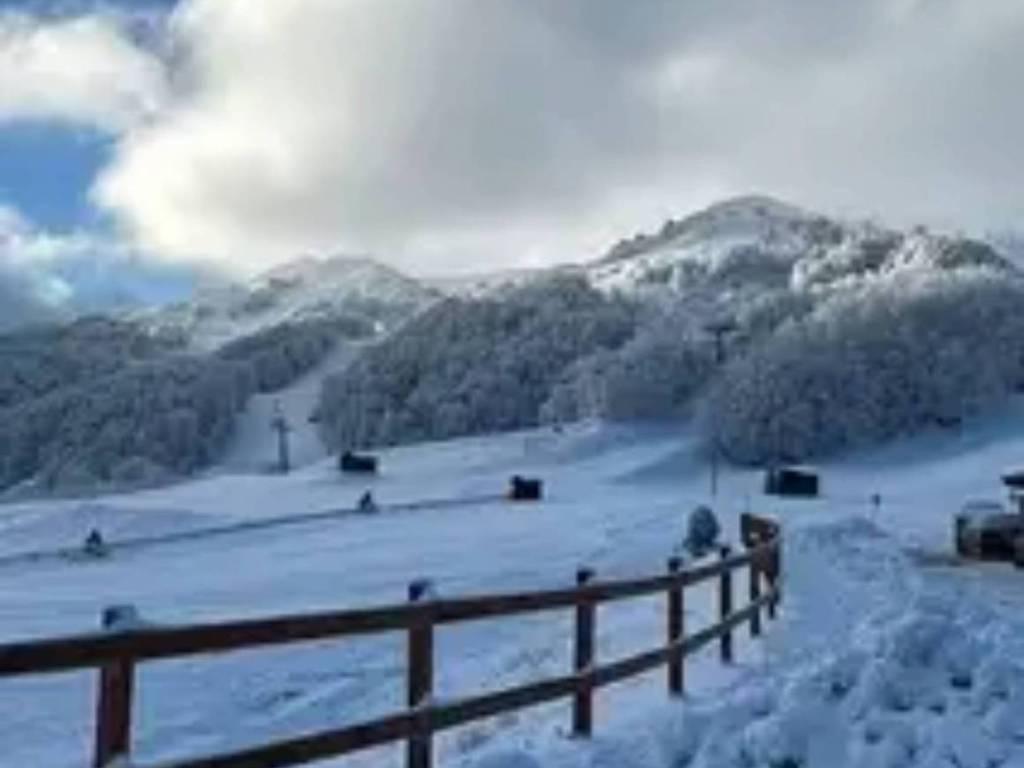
<box><xmin>6</xmin><ymin>404</ymin><xmax>1024</xmax><ymax>766</ymax></box>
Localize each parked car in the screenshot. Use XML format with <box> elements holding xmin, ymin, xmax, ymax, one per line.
<box><xmin>954</xmin><ymin>500</ymin><xmax>1024</xmax><ymax>566</ymax></box>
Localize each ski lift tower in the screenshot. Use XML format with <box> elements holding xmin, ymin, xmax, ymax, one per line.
<box><xmin>270</xmin><ymin>400</ymin><xmax>292</xmax><ymax>474</ymax></box>
<box><xmin>705</xmin><ymin>318</ymin><xmax>738</xmax><ymax>498</ymax></box>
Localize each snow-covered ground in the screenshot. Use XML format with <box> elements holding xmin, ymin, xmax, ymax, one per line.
<box><xmin>4</xmin><ymin>407</ymin><xmax>1024</xmax><ymax>767</ymax></box>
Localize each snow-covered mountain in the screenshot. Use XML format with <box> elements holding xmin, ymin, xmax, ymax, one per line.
<box><xmin>5</xmin><ymin>196</ymin><xmax>1019</xmax><ymax>497</ymax></box>
<box><xmin>0</xmin><ymin>256</ymin><xmax>443</xmax><ymax>497</ymax></box>
<box><xmin>318</xmin><ymin>196</ymin><xmax>1024</xmax><ymax>464</ymax></box>
<box><xmin>137</xmin><ymin>255</ymin><xmax>441</xmax><ymax>351</ymax></box>
<box><xmin>586</xmin><ymin>195</ymin><xmax>1009</xmax><ymax>304</ymax></box>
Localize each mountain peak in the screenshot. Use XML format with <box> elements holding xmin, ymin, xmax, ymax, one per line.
<box><xmin>598</xmin><ymin>194</ymin><xmax>814</xmax><ymax>267</ymax></box>
<box><xmin>693</xmin><ymin>194</ymin><xmax>812</xmax><ymax>223</ymax></box>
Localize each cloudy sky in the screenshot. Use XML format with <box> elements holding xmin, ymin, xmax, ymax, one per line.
<box><xmin>2</xmin><ymin>0</ymin><xmax>1024</xmax><ymax>323</ymax></box>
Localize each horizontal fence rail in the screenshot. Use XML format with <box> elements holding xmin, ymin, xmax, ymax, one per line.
<box><xmin>0</xmin><ymin>513</ymin><xmax>782</xmax><ymax>768</ymax></box>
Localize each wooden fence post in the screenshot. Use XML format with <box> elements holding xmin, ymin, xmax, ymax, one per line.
<box><xmin>718</xmin><ymin>546</ymin><xmax>733</xmax><ymax>664</ymax></box>
<box><xmin>767</xmin><ymin>538</ymin><xmax>780</xmax><ymax>620</ymax></box>
<box><xmin>93</xmin><ymin>606</ymin><xmax>137</xmax><ymax>768</ymax></box>
<box><xmin>667</xmin><ymin>556</ymin><xmax>684</xmax><ymax>696</ymax></box>
<box><xmin>748</xmin><ymin>551</ymin><xmax>762</xmax><ymax>638</ymax></box>
<box><xmin>573</xmin><ymin>567</ymin><xmax>595</xmax><ymax>737</ymax></box>
<box><xmin>407</xmin><ymin>579</ymin><xmax>434</xmax><ymax>768</ymax></box>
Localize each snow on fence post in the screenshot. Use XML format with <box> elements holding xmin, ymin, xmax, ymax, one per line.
<box><xmin>407</xmin><ymin>579</ymin><xmax>434</xmax><ymax>768</ymax></box>
<box><xmin>572</xmin><ymin>567</ymin><xmax>595</xmax><ymax>737</ymax></box>
<box><xmin>666</xmin><ymin>556</ymin><xmax>685</xmax><ymax>696</ymax></box>
<box><xmin>93</xmin><ymin>606</ymin><xmax>138</xmax><ymax>768</ymax></box>
<box><xmin>718</xmin><ymin>546</ymin><xmax>733</xmax><ymax>664</ymax></box>
<box><xmin>749</xmin><ymin>551</ymin><xmax>762</xmax><ymax>638</ymax></box>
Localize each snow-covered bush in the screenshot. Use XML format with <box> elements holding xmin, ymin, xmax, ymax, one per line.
<box><xmin>702</xmin><ymin>266</ymin><xmax>1024</xmax><ymax>464</ymax></box>
<box><xmin>318</xmin><ymin>275</ymin><xmax>638</xmax><ymax>449</ymax></box>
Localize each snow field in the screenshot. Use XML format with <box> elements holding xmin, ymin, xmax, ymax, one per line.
<box><xmin>4</xmin><ymin>410</ymin><xmax>1024</xmax><ymax>766</ymax></box>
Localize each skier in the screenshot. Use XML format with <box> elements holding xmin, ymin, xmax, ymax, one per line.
<box><xmin>358</xmin><ymin>490</ymin><xmax>378</xmax><ymax>514</ymax></box>
<box><xmin>83</xmin><ymin>528</ymin><xmax>108</xmax><ymax>558</ymax></box>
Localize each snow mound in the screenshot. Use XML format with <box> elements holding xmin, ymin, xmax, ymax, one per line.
<box><xmin>679</xmin><ymin>596</ymin><xmax>1024</xmax><ymax>768</ymax></box>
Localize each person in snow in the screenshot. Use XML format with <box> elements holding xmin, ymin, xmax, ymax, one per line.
<box><xmin>83</xmin><ymin>528</ymin><xmax>109</xmax><ymax>558</ymax></box>
<box><xmin>358</xmin><ymin>491</ymin><xmax>378</xmax><ymax>514</ymax></box>
<box><xmin>684</xmin><ymin>505</ymin><xmax>721</xmax><ymax>557</ymax></box>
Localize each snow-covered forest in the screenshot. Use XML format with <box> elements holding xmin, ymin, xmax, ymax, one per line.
<box><xmin>0</xmin><ymin>316</ymin><xmax>186</xmax><ymax>409</ymax></box>
<box><xmin>216</xmin><ymin>315</ymin><xmax>373</xmax><ymax>393</ymax></box>
<box><xmin>317</xmin><ymin>274</ymin><xmax>638</xmax><ymax>450</ymax></box>
<box><xmin>704</xmin><ymin>265</ymin><xmax>1024</xmax><ymax>463</ymax></box>
<box><xmin>0</xmin><ymin>309</ymin><xmax>382</xmax><ymax>494</ymax></box>
<box><xmin>0</xmin><ymin>355</ymin><xmax>252</xmax><ymax>493</ymax></box>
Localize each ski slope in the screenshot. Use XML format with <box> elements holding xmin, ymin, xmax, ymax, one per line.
<box><xmin>4</xmin><ymin>409</ymin><xmax>1024</xmax><ymax>767</ymax></box>
<box><xmin>219</xmin><ymin>343</ymin><xmax>359</xmax><ymax>473</ymax></box>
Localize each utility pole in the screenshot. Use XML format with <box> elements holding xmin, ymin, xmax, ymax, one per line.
<box><xmin>706</xmin><ymin>319</ymin><xmax>737</xmax><ymax>499</ymax></box>
<box><xmin>271</xmin><ymin>401</ymin><xmax>291</xmax><ymax>474</ymax></box>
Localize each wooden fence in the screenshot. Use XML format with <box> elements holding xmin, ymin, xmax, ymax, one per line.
<box><xmin>0</xmin><ymin>513</ymin><xmax>782</xmax><ymax>768</ymax></box>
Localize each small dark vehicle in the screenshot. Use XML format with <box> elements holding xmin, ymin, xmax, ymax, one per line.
<box><xmin>508</xmin><ymin>475</ymin><xmax>543</xmax><ymax>501</ymax></box>
<box><xmin>765</xmin><ymin>467</ymin><xmax>819</xmax><ymax>498</ymax></box>
<box><xmin>339</xmin><ymin>451</ymin><xmax>378</xmax><ymax>474</ymax></box>
<box><xmin>955</xmin><ymin>500</ymin><xmax>1024</xmax><ymax>567</ymax></box>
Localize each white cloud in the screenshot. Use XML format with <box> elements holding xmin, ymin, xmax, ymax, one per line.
<box><xmin>0</xmin><ymin>10</ymin><xmax>167</xmax><ymax>132</ymax></box>
<box><xmin>0</xmin><ymin>206</ymin><xmax>69</xmax><ymax>328</ymax></box>
<box><xmin>61</xmin><ymin>0</ymin><xmax>1024</xmax><ymax>275</ymax></box>
<box><xmin>0</xmin><ymin>204</ymin><xmax>197</xmax><ymax>328</ymax></box>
